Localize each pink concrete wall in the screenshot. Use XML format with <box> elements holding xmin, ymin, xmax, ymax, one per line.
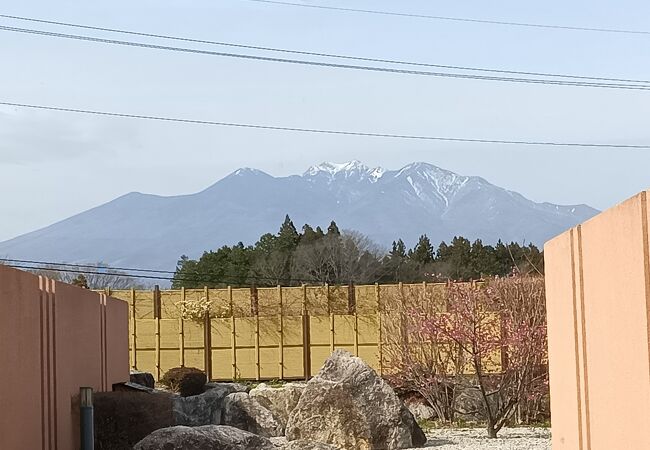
<box><xmin>545</xmin><ymin>190</ymin><xmax>650</xmax><ymax>450</ymax></box>
<box><xmin>0</xmin><ymin>265</ymin><xmax>129</xmax><ymax>450</ymax></box>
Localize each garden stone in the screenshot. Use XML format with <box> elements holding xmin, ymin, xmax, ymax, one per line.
<box><xmin>249</xmin><ymin>382</ymin><xmax>305</xmax><ymax>431</ymax></box>
<box><xmin>133</xmin><ymin>424</ymin><xmax>275</xmax><ymax>450</ymax></box>
<box><xmin>406</xmin><ymin>401</ymin><xmax>436</xmax><ymax>421</ymax></box>
<box><xmin>285</xmin><ymin>349</ymin><xmax>426</xmax><ymax>450</ymax></box>
<box><xmin>223</xmin><ymin>392</ymin><xmax>283</xmax><ymax>437</ymax></box>
<box><xmin>206</xmin><ymin>381</ymin><xmax>250</xmax><ymax>394</ymax></box>
<box><xmin>130</xmin><ymin>370</ymin><xmax>155</xmax><ymax>389</ymax></box>
<box><xmin>173</xmin><ymin>383</ymin><xmax>247</xmax><ymax>426</ymax></box>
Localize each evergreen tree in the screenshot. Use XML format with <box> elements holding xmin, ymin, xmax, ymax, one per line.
<box><xmin>469</xmin><ymin>239</ymin><xmax>498</xmax><ymax>279</ymax></box>
<box><xmin>390</xmin><ymin>239</ymin><xmax>407</xmax><ymax>258</ymax></box>
<box><xmin>327</xmin><ymin>221</ymin><xmax>341</xmax><ymax>236</ymax></box>
<box><xmin>277</xmin><ymin>215</ymin><xmax>300</xmax><ymax>252</ymax></box>
<box><xmin>255</xmin><ymin>233</ymin><xmax>277</xmax><ymax>254</ymax></box>
<box><xmin>410</xmin><ymin>234</ymin><xmax>435</xmax><ymax>264</ymax></box>
<box><xmin>437</xmin><ymin>236</ymin><xmax>473</xmax><ymax>280</ymax></box>
<box><xmin>301</xmin><ymin>224</ymin><xmax>321</xmax><ymax>245</ymax></box>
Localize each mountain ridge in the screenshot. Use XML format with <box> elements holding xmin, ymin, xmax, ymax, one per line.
<box><xmin>0</xmin><ymin>161</ymin><xmax>598</xmax><ymax>271</ymax></box>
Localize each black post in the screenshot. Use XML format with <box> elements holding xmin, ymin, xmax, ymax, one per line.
<box><xmin>80</xmin><ymin>387</ymin><xmax>94</xmax><ymax>450</ymax></box>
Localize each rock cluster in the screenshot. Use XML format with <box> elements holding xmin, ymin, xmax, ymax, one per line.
<box><xmin>134</xmin><ymin>350</ymin><xmax>426</xmax><ymax>449</ymax></box>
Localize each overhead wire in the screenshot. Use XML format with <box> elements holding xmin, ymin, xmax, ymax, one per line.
<box><xmin>1</xmin><ymin>25</ymin><xmax>649</xmax><ymax>90</ymax></box>
<box><xmin>1</xmin><ymin>259</ymin><xmax>322</xmax><ymax>285</ymax></box>
<box><xmin>242</xmin><ymin>0</ymin><xmax>650</xmax><ymax>36</ymax></box>
<box><xmin>1</xmin><ymin>101</ymin><xmax>648</xmax><ymax>149</ymax></box>
<box><xmin>0</xmin><ymin>13</ymin><xmax>648</xmax><ymax>86</ymax></box>
<box><xmin>0</xmin><ymin>257</ymin><xmax>317</xmax><ymax>283</ymax></box>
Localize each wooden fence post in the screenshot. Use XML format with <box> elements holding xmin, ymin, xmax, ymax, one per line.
<box><xmin>302</xmin><ymin>284</ymin><xmax>311</xmax><ymax>380</ymax></box>
<box><xmin>229</xmin><ymin>286</ymin><xmax>237</xmax><ymax>380</ymax></box>
<box><xmin>278</xmin><ymin>285</ymin><xmax>284</xmax><ymax>380</ymax></box>
<box><xmin>376</xmin><ymin>283</ymin><xmax>383</xmax><ymax>376</ymax></box>
<box><xmin>179</xmin><ymin>287</ymin><xmax>186</xmax><ymax>367</ymax></box>
<box><xmin>203</xmin><ymin>286</ymin><xmax>212</xmax><ymax>380</ymax></box>
<box><xmin>347</xmin><ymin>282</ymin><xmax>356</xmax><ymax>314</ymax></box>
<box><xmin>353</xmin><ymin>311</ymin><xmax>359</xmax><ymax>357</ymax></box>
<box><xmin>255</xmin><ymin>310</ymin><xmax>261</xmax><ymax>381</ymax></box>
<box><xmin>326</xmin><ymin>283</ymin><xmax>335</xmax><ymax>354</ymax></box>
<box><xmin>130</xmin><ymin>288</ymin><xmax>137</xmax><ymax>371</ymax></box>
<box><xmin>153</xmin><ymin>285</ymin><xmax>161</xmax><ymax>381</ymax></box>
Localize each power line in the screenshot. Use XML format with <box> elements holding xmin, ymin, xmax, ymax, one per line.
<box><xmin>2</xmin><ymin>100</ymin><xmax>649</xmax><ymax>149</ymax></box>
<box><xmin>5</xmin><ymin>263</ymin><xmax>177</xmax><ymax>282</ymax></box>
<box><xmin>1</xmin><ymin>13</ymin><xmax>648</xmax><ymax>86</ymax></box>
<box><xmin>0</xmin><ymin>258</ymin><xmax>176</xmax><ymax>275</ymax></box>
<box><xmin>243</xmin><ymin>0</ymin><xmax>650</xmax><ymax>36</ymax></box>
<box><xmin>0</xmin><ymin>257</ymin><xmax>320</xmax><ymax>283</ymax></box>
<box><xmin>1</xmin><ymin>262</ymin><xmax>321</xmax><ymax>285</ymax></box>
<box><xmin>1</xmin><ymin>24</ymin><xmax>649</xmax><ymax>91</ymax></box>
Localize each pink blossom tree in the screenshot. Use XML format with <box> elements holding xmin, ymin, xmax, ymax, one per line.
<box><xmin>419</xmin><ymin>276</ymin><xmax>547</xmax><ymax>437</ymax></box>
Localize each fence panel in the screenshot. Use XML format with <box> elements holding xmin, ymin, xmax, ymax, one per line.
<box><xmin>109</xmin><ymin>282</ymin><xmax>468</xmax><ymax>381</ymax></box>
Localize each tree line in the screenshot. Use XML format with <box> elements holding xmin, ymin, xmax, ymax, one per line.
<box><xmin>172</xmin><ymin>215</ymin><xmax>543</xmax><ymax>288</ymax></box>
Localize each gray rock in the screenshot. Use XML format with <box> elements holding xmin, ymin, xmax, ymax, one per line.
<box><xmin>130</xmin><ymin>371</ymin><xmax>155</xmax><ymax>389</ymax></box>
<box><xmin>206</xmin><ymin>381</ymin><xmax>250</xmax><ymax>394</ymax></box>
<box><xmin>286</xmin><ymin>349</ymin><xmax>426</xmax><ymax>450</ymax></box>
<box><xmin>133</xmin><ymin>424</ymin><xmax>275</xmax><ymax>450</ymax></box>
<box><xmin>453</xmin><ymin>387</ymin><xmax>495</xmax><ymax>422</ymax></box>
<box><xmin>249</xmin><ymin>382</ymin><xmax>305</xmax><ymax>431</ymax></box>
<box><xmin>173</xmin><ymin>382</ymin><xmax>247</xmax><ymax>426</ymax></box>
<box><xmin>223</xmin><ymin>392</ymin><xmax>283</xmax><ymax>437</ymax></box>
<box><xmin>406</xmin><ymin>401</ymin><xmax>436</xmax><ymax>421</ymax></box>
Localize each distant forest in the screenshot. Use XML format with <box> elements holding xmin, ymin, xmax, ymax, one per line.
<box><xmin>172</xmin><ymin>216</ymin><xmax>543</xmax><ymax>288</ymax></box>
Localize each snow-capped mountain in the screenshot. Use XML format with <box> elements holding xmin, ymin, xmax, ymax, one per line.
<box><xmin>0</xmin><ymin>161</ymin><xmax>598</xmax><ymax>271</ymax></box>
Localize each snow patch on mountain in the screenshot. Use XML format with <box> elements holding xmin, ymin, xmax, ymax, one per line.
<box><xmin>304</xmin><ymin>160</ymin><xmax>385</xmax><ymax>184</ymax></box>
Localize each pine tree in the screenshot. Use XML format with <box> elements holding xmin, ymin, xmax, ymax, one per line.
<box><xmin>410</xmin><ymin>234</ymin><xmax>435</xmax><ymax>264</ymax></box>
<box><xmin>301</xmin><ymin>224</ymin><xmax>321</xmax><ymax>245</ymax></box>
<box><xmin>327</xmin><ymin>220</ymin><xmax>341</xmax><ymax>236</ymax></box>
<box><xmin>390</xmin><ymin>239</ymin><xmax>407</xmax><ymax>258</ymax></box>
<box><xmin>277</xmin><ymin>215</ymin><xmax>300</xmax><ymax>252</ymax></box>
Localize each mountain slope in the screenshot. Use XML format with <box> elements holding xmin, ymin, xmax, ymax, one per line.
<box><xmin>0</xmin><ymin>161</ymin><xmax>598</xmax><ymax>271</ymax></box>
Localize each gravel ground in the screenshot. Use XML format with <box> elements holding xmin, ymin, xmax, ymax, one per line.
<box><xmin>410</xmin><ymin>428</ymin><xmax>551</xmax><ymax>450</ymax></box>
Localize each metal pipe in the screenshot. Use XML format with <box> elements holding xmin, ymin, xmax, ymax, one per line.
<box><xmin>80</xmin><ymin>387</ymin><xmax>94</xmax><ymax>450</ymax></box>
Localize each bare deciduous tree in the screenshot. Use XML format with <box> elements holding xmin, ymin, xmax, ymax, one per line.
<box><xmin>22</xmin><ymin>263</ymin><xmax>148</xmax><ymax>289</ymax></box>
<box><xmin>291</xmin><ymin>230</ymin><xmax>383</xmax><ymax>284</ymax></box>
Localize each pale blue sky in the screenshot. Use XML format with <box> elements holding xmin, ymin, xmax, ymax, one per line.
<box><xmin>1</xmin><ymin>0</ymin><xmax>649</xmax><ymax>241</ymax></box>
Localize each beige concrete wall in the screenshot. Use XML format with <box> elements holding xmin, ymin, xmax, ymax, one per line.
<box><xmin>0</xmin><ymin>265</ymin><xmax>129</xmax><ymax>450</ymax></box>
<box><xmin>545</xmin><ymin>190</ymin><xmax>650</xmax><ymax>450</ymax></box>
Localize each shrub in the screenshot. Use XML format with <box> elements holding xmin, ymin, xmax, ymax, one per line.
<box><xmin>160</xmin><ymin>366</ymin><xmax>207</xmax><ymax>397</ymax></box>
<box><xmin>93</xmin><ymin>391</ymin><xmax>174</xmax><ymax>449</ymax></box>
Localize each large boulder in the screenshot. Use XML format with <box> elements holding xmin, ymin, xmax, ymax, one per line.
<box><xmin>133</xmin><ymin>425</ymin><xmax>275</xmax><ymax>450</ymax></box>
<box><xmin>285</xmin><ymin>350</ymin><xmax>426</xmax><ymax>450</ymax></box>
<box><xmin>249</xmin><ymin>382</ymin><xmax>305</xmax><ymax>431</ymax></box>
<box><xmin>173</xmin><ymin>382</ymin><xmax>248</xmax><ymax>426</ymax></box>
<box><xmin>223</xmin><ymin>392</ymin><xmax>283</xmax><ymax>437</ymax></box>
